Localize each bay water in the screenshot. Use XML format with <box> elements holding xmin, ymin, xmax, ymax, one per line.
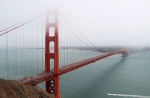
<box><xmin>0</xmin><ymin>49</ymin><xmax>150</xmax><ymax>98</ymax></box>
<box><xmin>41</xmin><ymin>51</ymin><xmax>150</xmax><ymax>98</ymax></box>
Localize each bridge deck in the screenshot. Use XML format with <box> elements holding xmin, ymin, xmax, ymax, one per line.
<box><xmin>17</xmin><ymin>50</ymin><xmax>125</xmax><ymax>85</ymax></box>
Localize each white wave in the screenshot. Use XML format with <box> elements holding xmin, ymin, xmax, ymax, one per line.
<box><xmin>106</xmin><ymin>93</ymin><xmax>150</xmax><ymax>98</ymax></box>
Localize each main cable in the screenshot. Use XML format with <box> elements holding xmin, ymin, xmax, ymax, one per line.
<box><xmin>0</xmin><ymin>12</ymin><xmax>46</xmax><ymax>36</ymax></box>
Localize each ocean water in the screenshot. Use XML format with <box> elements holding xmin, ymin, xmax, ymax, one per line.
<box><xmin>0</xmin><ymin>49</ymin><xmax>150</xmax><ymax>98</ymax></box>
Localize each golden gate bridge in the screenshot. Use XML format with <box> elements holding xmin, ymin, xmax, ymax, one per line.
<box><xmin>0</xmin><ymin>9</ymin><xmax>128</xmax><ymax>98</ymax></box>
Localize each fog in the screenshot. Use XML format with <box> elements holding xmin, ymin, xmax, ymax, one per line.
<box><xmin>0</xmin><ymin>0</ymin><xmax>150</xmax><ymax>47</ymax></box>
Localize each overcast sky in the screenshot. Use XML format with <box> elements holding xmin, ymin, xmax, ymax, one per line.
<box><xmin>0</xmin><ymin>0</ymin><xmax>150</xmax><ymax>47</ymax></box>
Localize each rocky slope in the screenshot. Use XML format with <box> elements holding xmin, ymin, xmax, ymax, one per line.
<box><xmin>0</xmin><ymin>79</ymin><xmax>54</xmax><ymax>98</ymax></box>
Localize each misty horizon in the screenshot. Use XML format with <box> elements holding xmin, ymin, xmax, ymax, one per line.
<box><xmin>0</xmin><ymin>0</ymin><xmax>150</xmax><ymax>47</ymax></box>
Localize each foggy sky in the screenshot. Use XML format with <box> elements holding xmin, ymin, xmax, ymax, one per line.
<box><xmin>0</xmin><ymin>0</ymin><xmax>150</xmax><ymax>47</ymax></box>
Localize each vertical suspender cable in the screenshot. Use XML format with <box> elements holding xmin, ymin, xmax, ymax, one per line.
<box><xmin>14</xmin><ymin>30</ymin><xmax>16</xmax><ymax>79</ymax></box>
<box><xmin>16</xmin><ymin>29</ymin><xmax>18</xmax><ymax>79</ymax></box>
<box><xmin>69</xmin><ymin>26</ymin><xmax>71</xmax><ymax>64</ymax></box>
<box><xmin>20</xmin><ymin>26</ymin><xmax>24</xmax><ymax>77</ymax></box>
<box><xmin>6</xmin><ymin>33</ymin><xmax>9</xmax><ymax>79</ymax></box>
<box><xmin>63</xmin><ymin>24</ymin><xmax>66</xmax><ymax>66</ymax></box>
<box><xmin>66</xmin><ymin>26</ymin><xmax>68</xmax><ymax>65</ymax></box>
<box><xmin>32</xmin><ymin>21</ymin><xmax>34</xmax><ymax>75</ymax></box>
<box><xmin>63</xmin><ymin>17</ymin><xmax>65</xmax><ymax>65</ymax></box>
<box><xmin>23</xmin><ymin>25</ymin><xmax>26</xmax><ymax>77</ymax></box>
<box><xmin>36</xmin><ymin>18</ymin><xmax>38</xmax><ymax>73</ymax></box>
<box><xmin>42</xmin><ymin>16</ymin><xmax>44</xmax><ymax>71</ymax></box>
<box><xmin>15</xmin><ymin>29</ymin><xmax>16</xmax><ymax>79</ymax></box>
<box><xmin>30</xmin><ymin>22</ymin><xmax>32</xmax><ymax>75</ymax></box>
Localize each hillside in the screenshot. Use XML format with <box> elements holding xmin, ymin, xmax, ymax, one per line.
<box><xmin>0</xmin><ymin>79</ymin><xmax>54</xmax><ymax>98</ymax></box>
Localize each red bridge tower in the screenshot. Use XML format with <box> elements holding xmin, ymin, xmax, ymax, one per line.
<box><xmin>45</xmin><ymin>10</ymin><xmax>60</xmax><ymax>98</ymax></box>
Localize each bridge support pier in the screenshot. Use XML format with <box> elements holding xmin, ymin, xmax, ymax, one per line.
<box><xmin>45</xmin><ymin>10</ymin><xmax>60</xmax><ymax>98</ymax></box>
<box><xmin>122</xmin><ymin>49</ymin><xmax>128</xmax><ymax>57</ymax></box>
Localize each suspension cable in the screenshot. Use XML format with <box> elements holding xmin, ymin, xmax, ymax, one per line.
<box><xmin>59</xmin><ymin>11</ymin><xmax>99</xmax><ymax>51</ymax></box>
<box><xmin>0</xmin><ymin>12</ymin><xmax>46</xmax><ymax>36</ymax></box>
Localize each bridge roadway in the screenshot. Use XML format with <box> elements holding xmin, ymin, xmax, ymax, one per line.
<box><xmin>17</xmin><ymin>49</ymin><xmax>126</xmax><ymax>85</ymax></box>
